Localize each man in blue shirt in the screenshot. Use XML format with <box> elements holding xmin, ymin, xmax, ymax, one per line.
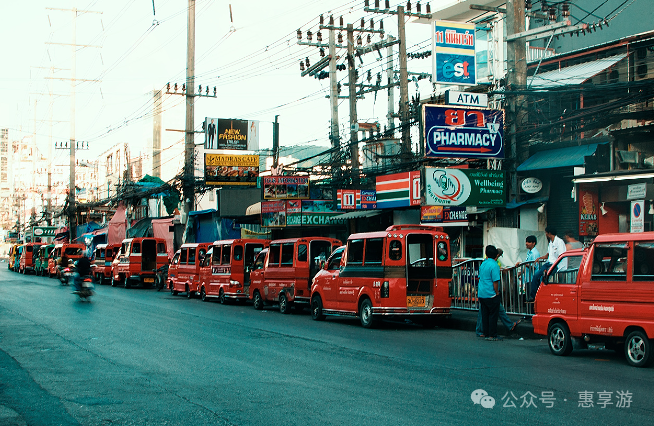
<box><xmin>478</xmin><ymin>245</ymin><xmax>502</xmax><ymax>340</ymax></box>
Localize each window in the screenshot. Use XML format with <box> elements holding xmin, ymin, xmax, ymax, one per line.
<box><xmin>188</xmin><ymin>248</ymin><xmax>196</xmax><ymax>265</ymax></box>
<box><xmin>201</xmin><ymin>252</ymin><xmax>211</xmax><ymax>267</ymax></box>
<box><xmin>157</xmin><ymin>243</ymin><xmax>166</xmax><ymax>254</ymax></box>
<box><xmin>348</xmin><ymin>240</ymin><xmax>364</xmax><ymax>265</ymax></box>
<box><xmin>407</xmin><ymin>235</ymin><xmax>434</xmax><ymax>267</ymax></box>
<box><xmin>199</xmin><ymin>248</ymin><xmax>207</xmax><ymax>262</ymax></box>
<box><xmin>221</xmin><ymin>245</ymin><xmax>231</xmax><ymax>265</ymax></box>
<box><xmin>172</xmin><ymin>253</ymin><xmax>180</xmax><ymax>265</ymax></box>
<box><xmin>327</xmin><ymin>248</ymin><xmax>344</xmax><ymax>271</ymax></box>
<box><xmin>268</xmin><ymin>244</ymin><xmax>281</xmax><ymax>267</ymax></box>
<box><xmin>65</xmin><ymin>247</ymin><xmax>82</xmax><ymax>256</ymax></box>
<box><xmin>245</xmin><ymin>244</ymin><xmax>264</xmax><ymax>266</ymax></box>
<box><xmin>253</xmin><ymin>251</ymin><xmax>266</xmax><ymax>270</ymax></box>
<box><xmin>364</xmin><ymin>238</ymin><xmax>383</xmax><ymax>265</ymax></box>
<box><xmin>180</xmin><ymin>248</ymin><xmax>188</xmax><ymax>264</ymax></box>
<box><xmin>389</xmin><ymin>240</ymin><xmax>402</xmax><ymax>261</ymax></box>
<box><xmin>281</xmin><ymin>243</ymin><xmax>294</xmax><ymax>266</ymax></box>
<box><xmin>212</xmin><ymin>246</ymin><xmax>222</xmax><ymax>265</ymax></box>
<box><xmin>633</xmin><ymin>242</ymin><xmax>654</xmax><ymax>281</ymax></box>
<box><xmin>591</xmin><ymin>243</ymin><xmax>628</xmax><ymax>281</ymax></box>
<box><xmin>233</xmin><ymin>245</ymin><xmax>243</xmax><ymax>261</ymax></box>
<box><xmin>546</xmin><ymin>255</ymin><xmax>583</xmax><ymax>284</ymax></box>
<box><xmin>297</xmin><ymin>244</ymin><xmax>308</xmax><ymax>262</ymax></box>
<box><xmin>132</xmin><ymin>242</ymin><xmax>141</xmax><ymax>254</ymax></box>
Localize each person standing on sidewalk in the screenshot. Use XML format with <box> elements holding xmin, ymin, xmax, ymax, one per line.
<box><xmin>478</xmin><ymin>245</ymin><xmax>502</xmax><ymax>341</ymax></box>
<box><xmin>528</xmin><ymin>227</ymin><xmax>566</xmax><ymax>301</ymax></box>
<box><xmin>476</xmin><ymin>248</ymin><xmax>521</xmax><ymax>336</ymax></box>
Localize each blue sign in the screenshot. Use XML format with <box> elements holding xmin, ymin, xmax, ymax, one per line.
<box><xmin>433</xmin><ymin>21</ymin><xmax>476</xmax><ymax>86</ymax></box>
<box><xmin>424</xmin><ymin>105</ymin><xmax>504</xmax><ymax>159</ymax></box>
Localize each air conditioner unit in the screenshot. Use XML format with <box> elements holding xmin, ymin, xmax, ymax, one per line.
<box><xmin>617</xmin><ymin>150</ymin><xmax>641</xmax><ymax>164</ymax></box>
<box><xmin>644</xmin><ymin>156</ymin><xmax>654</xmax><ymax>168</ymax></box>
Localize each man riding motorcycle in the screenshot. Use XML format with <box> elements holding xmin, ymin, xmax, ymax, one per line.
<box><xmin>73</xmin><ymin>256</ymin><xmax>92</xmax><ymax>293</ymax></box>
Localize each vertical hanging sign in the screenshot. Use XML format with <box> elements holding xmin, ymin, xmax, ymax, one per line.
<box><xmin>433</xmin><ymin>20</ymin><xmax>476</xmax><ymax>86</ymax></box>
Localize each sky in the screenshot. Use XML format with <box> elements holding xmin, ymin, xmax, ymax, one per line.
<box><xmin>0</xmin><ymin>0</ymin><xmax>437</xmax><ymax>181</ymax></box>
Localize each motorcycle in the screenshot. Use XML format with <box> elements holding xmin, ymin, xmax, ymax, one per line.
<box><xmin>155</xmin><ymin>263</ymin><xmax>169</xmax><ymax>292</ymax></box>
<box><xmin>74</xmin><ymin>277</ymin><xmax>94</xmax><ymax>301</ymax></box>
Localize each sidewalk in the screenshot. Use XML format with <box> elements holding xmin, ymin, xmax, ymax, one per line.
<box><xmin>443</xmin><ymin>308</ymin><xmax>540</xmax><ymax>339</ymax></box>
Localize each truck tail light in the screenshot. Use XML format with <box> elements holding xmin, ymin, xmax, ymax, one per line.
<box><xmin>381</xmin><ymin>281</ymin><xmax>389</xmax><ymax>298</ymax></box>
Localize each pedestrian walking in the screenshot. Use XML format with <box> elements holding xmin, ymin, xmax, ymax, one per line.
<box><xmin>478</xmin><ymin>245</ymin><xmax>502</xmax><ymax>341</ymax></box>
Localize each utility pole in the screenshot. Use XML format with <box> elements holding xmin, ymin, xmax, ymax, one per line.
<box><xmin>152</xmin><ymin>89</ymin><xmax>162</xmax><ymax>178</ymax></box>
<box><xmin>46</xmin><ymin>6</ymin><xmax>101</xmax><ymax>242</ymax></box>
<box><xmin>346</xmin><ymin>24</ymin><xmax>360</xmax><ymax>178</ymax></box>
<box><xmin>506</xmin><ymin>0</ymin><xmax>527</xmax><ymax>201</ymax></box>
<box><xmin>272</xmin><ymin>115</ymin><xmax>280</xmax><ymax>169</ymax></box>
<box><xmin>328</xmin><ymin>26</ymin><xmax>340</xmax><ymax>178</ymax></box>
<box><xmin>184</xmin><ymin>0</ymin><xmax>196</xmax><ymax>214</ymax></box>
<box><xmin>397</xmin><ymin>6</ymin><xmax>410</xmax><ymax>161</ymax></box>
<box><xmin>386</xmin><ymin>35</ymin><xmax>396</xmax><ymax>133</ymax></box>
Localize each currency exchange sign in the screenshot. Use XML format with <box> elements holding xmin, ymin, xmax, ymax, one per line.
<box><xmin>424</xmin><ymin>105</ymin><xmax>504</xmax><ymax>159</ymax></box>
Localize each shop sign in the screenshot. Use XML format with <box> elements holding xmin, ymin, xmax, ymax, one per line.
<box><xmin>32</xmin><ymin>226</ymin><xmax>57</xmax><ymax>237</ymax></box>
<box><xmin>424</xmin><ymin>168</ymin><xmax>505</xmax><ymax>207</ymax></box>
<box><xmin>286</xmin><ymin>200</ymin><xmax>302</xmax><ymax>226</ymax></box>
<box><xmin>445</xmin><ymin>90</ymin><xmax>488</xmax><ymax>108</ymax></box>
<box><xmin>261</xmin><ymin>200</ymin><xmax>345</xmax><ymax>227</ymax></box>
<box><xmin>424</xmin><ymin>105</ymin><xmax>504</xmax><ymax>159</ymax></box>
<box><xmin>421</xmin><ymin>206</ymin><xmax>468</xmax><ymax>223</ymax></box>
<box><xmin>301</xmin><ymin>200</ymin><xmax>345</xmax><ymax>226</ymax></box>
<box><xmin>337</xmin><ymin>189</ymin><xmax>377</xmax><ymax>210</ymax></box>
<box><xmin>631</xmin><ymin>200</ymin><xmax>645</xmax><ymax>233</ymax></box>
<box><xmin>205</xmin><ymin>154</ymin><xmax>259</xmax><ymax>186</ymax></box>
<box><xmin>627</xmin><ymin>183</ymin><xmax>647</xmax><ymax>200</ymax></box>
<box><xmin>433</xmin><ymin>21</ymin><xmax>476</xmax><ymax>86</ymax></box>
<box><xmin>578</xmin><ymin>185</ymin><xmax>598</xmax><ymax>236</ymax></box>
<box><xmin>204</xmin><ymin>118</ymin><xmax>259</xmax><ymax>151</ymax></box>
<box><xmin>263</xmin><ymin>176</ymin><xmax>310</xmax><ymax>199</ymax></box>
<box><xmin>376</xmin><ymin>171</ymin><xmax>421</xmax><ymax>209</ymax></box>
<box><xmin>261</xmin><ymin>201</ymin><xmax>286</xmax><ymax>227</ymax></box>
<box><xmin>521</xmin><ymin>177</ymin><xmax>542</xmax><ymax>194</ymax></box>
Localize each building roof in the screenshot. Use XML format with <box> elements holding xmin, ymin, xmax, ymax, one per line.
<box><xmin>528</xmin><ymin>54</ymin><xmax>626</xmax><ymax>88</ymax></box>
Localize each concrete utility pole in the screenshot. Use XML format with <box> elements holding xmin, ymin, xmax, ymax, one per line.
<box><xmin>184</xmin><ymin>0</ymin><xmax>196</xmax><ymax>214</ymax></box>
<box><xmin>152</xmin><ymin>90</ymin><xmax>162</xmax><ymax>178</ymax></box>
<box><xmin>397</xmin><ymin>6</ymin><xmax>411</xmax><ymax>161</ymax></box>
<box><xmin>506</xmin><ymin>0</ymin><xmax>527</xmax><ymax>201</ymax></box>
<box><xmin>328</xmin><ymin>27</ymin><xmax>340</xmax><ymax>176</ymax></box>
<box><xmin>347</xmin><ymin>24</ymin><xmax>360</xmax><ymax>178</ymax></box>
<box><xmin>386</xmin><ymin>35</ymin><xmax>396</xmax><ymax>133</ymax></box>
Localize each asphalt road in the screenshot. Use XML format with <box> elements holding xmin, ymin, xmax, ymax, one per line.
<box><xmin>0</xmin><ymin>265</ymin><xmax>652</xmax><ymax>426</ymax></box>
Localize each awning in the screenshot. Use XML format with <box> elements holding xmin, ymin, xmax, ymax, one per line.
<box><xmin>528</xmin><ymin>54</ymin><xmax>627</xmax><ymax>88</ymax></box>
<box><xmin>246</xmin><ymin>202</ymin><xmax>260</xmax><ymax>216</ymax></box>
<box><xmin>517</xmin><ymin>143</ymin><xmax>606</xmax><ymax>171</ymax></box>
<box><xmin>506</xmin><ymin>196</ymin><xmax>549</xmax><ymax>209</ymax></box>
<box><xmin>335</xmin><ymin>210</ymin><xmax>382</xmax><ymax>220</ymax></box>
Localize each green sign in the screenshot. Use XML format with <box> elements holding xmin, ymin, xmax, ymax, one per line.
<box><xmin>32</xmin><ymin>226</ymin><xmax>58</xmax><ymax>238</ymax></box>
<box><xmin>424</xmin><ymin>168</ymin><xmax>505</xmax><ymax>207</ymax></box>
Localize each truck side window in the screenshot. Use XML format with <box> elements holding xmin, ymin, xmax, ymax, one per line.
<box><xmin>212</xmin><ymin>246</ymin><xmax>222</xmax><ymax>265</ymax></box>
<box><xmin>132</xmin><ymin>243</ymin><xmax>141</xmax><ymax>254</ymax></box>
<box><xmin>188</xmin><ymin>248</ymin><xmax>196</xmax><ymax>265</ymax></box>
<box><xmin>233</xmin><ymin>245</ymin><xmax>243</xmax><ymax>262</ymax></box>
<box><xmin>281</xmin><ymin>243</ymin><xmax>294</xmax><ymax>266</ymax></box>
<box><xmin>591</xmin><ymin>243</ymin><xmax>628</xmax><ymax>281</ymax></box>
<box><xmin>547</xmin><ymin>255</ymin><xmax>583</xmax><ymax>284</ymax></box>
<box><xmin>633</xmin><ymin>242</ymin><xmax>654</xmax><ymax>281</ymax></box>
<box><xmin>297</xmin><ymin>244</ymin><xmax>308</xmax><ymax>262</ymax></box>
<box><xmin>269</xmin><ymin>244</ymin><xmax>281</xmax><ymax>267</ymax></box>
<box><xmin>389</xmin><ymin>240</ymin><xmax>402</xmax><ymax>261</ymax></box>
<box><xmin>180</xmin><ymin>248</ymin><xmax>188</xmax><ymax>264</ymax></box>
<box><xmin>364</xmin><ymin>238</ymin><xmax>383</xmax><ymax>265</ymax></box>
<box><xmin>327</xmin><ymin>248</ymin><xmax>344</xmax><ymax>271</ymax></box>
<box><xmin>157</xmin><ymin>243</ymin><xmax>166</xmax><ymax>254</ymax></box>
<box><xmin>348</xmin><ymin>240</ymin><xmax>364</xmax><ymax>265</ymax></box>
<box><xmin>221</xmin><ymin>245</ymin><xmax>231</xmax><ymax>265</ymax></box>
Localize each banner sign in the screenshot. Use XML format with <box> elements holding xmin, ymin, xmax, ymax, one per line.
<box><xmin>445</xmin><ymin>90</ymin><xmax>488</xmax><ymax>107</ymax></box>
<box><xmin>425</xmin><ymin>168</ymin><xmax>505</xmax><ymax>207</ymax></box>
<box><xmin>631</xmin><ymin>200</ymin><xmax>645</xmax><ymax>233</ymax></box>
<box><xmin>421</xmin><ymin>206</ymin><xmax>468</xmax><ymax>224</ymax></box>
<box><xmin>337</xmin><ymin>189</ymin><xmax>377</xmax><ymax>210</ymax></box>
<box><xmin>205</xmin><ymin>154</ymin><xmax>259</xmax><ymax>186</ymax></box>
<box><xmin>424</xmin><ymin>105</ymin><xmax>504</xmax><ymax>159</ymax></box>
<box><xmin>261</xmin><ymin>201</ymin><xmax>286</xmax><ymax>227</ymax></box>
<box><xmin>376</xmin><ymin>171</ymin><xmax>421</xmax><ymax>209</ymax></box>
<box><xmin>32</xmin><ymin>226</ymin><xmax>57</xmax><ymax>237</ymax></box>
<box><xmin>433</xmin><ymin>20</ymin><xmax>476</xmax><ymax>86</ymax></box>
<box><xmin>263</xmin><ymin>176</ymin><xmax>310</xmax><ymax>199</ymax></box>
<box><xmin>204</xmin><ymin>118</ymin><xmax>259</xmax><ymax>151</ymax></box>
<box><xmin>261</xmin><ymin>200</ymin><xmax>345</xmax><ymax>227</ymax></box>
<box><xmin>578</xmin><ymin>185</ymin><xmax>599</xmax><ymax>237</ymax></box>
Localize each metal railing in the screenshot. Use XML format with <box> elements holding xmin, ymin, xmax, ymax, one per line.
<box><xmin>451</xmin><ymin>259</ymin><xmax>545</xmax><ymax>316</ymax></box>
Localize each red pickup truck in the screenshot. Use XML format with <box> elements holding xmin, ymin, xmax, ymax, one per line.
<box><xmin>112</xmin><ymin>237</ymin><xmax>169</xmax><ymax>288</ymax></box>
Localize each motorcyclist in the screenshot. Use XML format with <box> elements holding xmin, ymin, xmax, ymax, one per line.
<box><xmin>73</xmin><ymin>256</ymin><xmax>92</xmax><ymax>293</ymax></box>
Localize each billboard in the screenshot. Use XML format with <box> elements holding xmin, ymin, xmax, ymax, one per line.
<box><xmin>263</xmin><ymin>176</ymin><xmax>310</xmax><ymax>200</ymax></box>
<box><xmin>205</xmin><ymin>154</ymin><xmax>259</xmax><ymax>186</ymax></box>
<box><xmin>261</xmin><ymin>200</ymin><xmax>345</xmax><ymax>228</ymax></box>
<box><xmin>261</xmin><ymin>201</ymin><xmax>286</xmax><ymax>227</ymax></box>
<box><xmin>433</xmin><ymin>20</ymin><xmax>476</xmax><ymax>86</ymax></box>
<box><xmin>421</xmin><ymin>206</ymin><xmax>468</xmax><ymax>224</ymax></box>
<box><xmin>424</xmin><ymin>105</ymin><xmax>504</xmax><ymax>159</ymax></box>
<box><xmin>424</xmin><ymin>168</ymin><xmax>505</xmax><ymax>207</ymax></box>
<box><xmin>376</xmin><ymin>171</ymin><xmax>421</xmax><ymax>209</ymax></box>
<box><xmin>336</xmin><ymin>189</ymin><xmax>377</xmax><ymax>210</ymax></box>
<box><xmin>204</xmin><ymin>118</ymin><xmax>259</xmax><ymax>151</ymax></box>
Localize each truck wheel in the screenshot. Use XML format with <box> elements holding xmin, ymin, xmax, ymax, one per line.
<box><xmin>279</xmin><ymin>293</ymin><xmax>290</xmax><ymax>314</ymax></box>
<box><xmin>171</xmin><ymin>283</ymin><xmax>178</xmax><ymax>296</ymax></box>
<box><xmin>359</xmin><ymin>298</ymin><xmax>375</xmax><ymax>329</ymax></box>
<box><xmin>219</xmin><ymin>289</ymin><xmax>226</xmax><ymax>304</ymax></box>
<box><xmin>625</xmin><ymin>330</ymin><xmax>653</xmax><ymax>368</ymax></box>
<box><xmin>548</xmin><ymin>322</ymin><xmax>573</xmax><ymax>356</ymax></box>
<box><xmin>311</xmin><ymin>295</ymin><xmax>325</xmax><ymax>321</ymax></box>
<box><xmin>253</xmin><ymin>291</ymin><xmax>263</xmax><ymax>310</ymax></box>
<box><xmin>201</xmin><ymin>287</ymin><xmax>207</xmax><ymax>302</ymax></box>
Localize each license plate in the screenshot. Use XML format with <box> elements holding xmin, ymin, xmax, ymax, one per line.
<box><xmin>407</xmin><ymin>296</ymin><xmax>426</xmax><ymax>308</ymax></box>
<box><xmin>144</xmin><ymin>278</ymin><xmax>155</xmax><ymax>283</ymax></box>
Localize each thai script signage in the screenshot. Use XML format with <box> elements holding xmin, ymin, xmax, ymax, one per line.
<box><xmin>425</xmin><ymin>168</ymin><xmax>505</xmax><ymax>207</ymax></box>
<box><xmin>433</xmin><ymin>21</ymin><xmax>476</xmax><ymax>86</ymax></box>
<box><xmin>205</xmin><ymin>154</ymin><xmax>259</xmax><ymax>186</ymax></box>
<box><xmin>424</xmin><ymin>105</ymin><xmax>504</xmax><ymax>159</ymax></box>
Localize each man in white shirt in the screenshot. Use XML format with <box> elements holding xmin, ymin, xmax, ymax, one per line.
<box><xmin>528</xmin><ymin>226</ymin><xmax>566</xmax><ymax>301</ymax></box>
